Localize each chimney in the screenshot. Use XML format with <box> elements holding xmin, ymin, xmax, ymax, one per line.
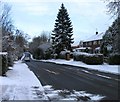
<box><xmin>96</xmin><ymin>31</ymin><xmax>98</xmax><ymax>35</ymax></box>
<box><xmin>96</xmin><ymin>28</ymin><xmax>98</xmax><ymax>35</ymax></box>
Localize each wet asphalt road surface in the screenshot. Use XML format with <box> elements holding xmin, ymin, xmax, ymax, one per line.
<box><xmin>26</xmin><ymin>60</ymin><xmax>119</xmax><ymax>100</ymax></box>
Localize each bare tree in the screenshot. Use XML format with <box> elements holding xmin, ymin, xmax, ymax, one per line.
<box><xmin>40</xmin><ymin>31</ymin><xmax>49</xmax><ymax>43</ymax></box>
<box><xmin>105</xmin><ymin>0</ymin><xmax>120</xmax><ymax>17</ymax></box>
<box><xmin>14</xmin><ymin>29</ymin><xmax>29</xmax><ymax>59</ymax></box>
<box><xmin>29</xmin><ymin>31</ymin><xmax>49</xmax><ymax>59</ymax></box>
<box><xmin>0</xmin><ymin>3</ymin><xmax>14</xmax><ymax>52</ymax></box>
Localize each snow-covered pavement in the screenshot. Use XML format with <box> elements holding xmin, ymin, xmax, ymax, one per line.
<box><xmin>0</xmin><ymin>61</ymin><xmax>47</xmax><ymax>101</ymax></box>
<box><xmin>42</xmin><ymin>59</ymin><xmax>119</xmax><ymax>75</ymax></box>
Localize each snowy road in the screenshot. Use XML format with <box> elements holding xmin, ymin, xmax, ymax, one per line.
<box><xmin>26</xmin><ymin>60</ymin><xmax>119</xmax><ymax>100</ymax></box>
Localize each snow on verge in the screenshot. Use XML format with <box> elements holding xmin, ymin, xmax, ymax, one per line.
<box><xmin>43</xmin><ymin>85</ymin><xmax>105</xmax><ymax>101</ymax></box>
<box><xmin>0</xmin><ymin>61</ymin><xmax>47</xmax><ymax>101</ymax></box>
<box><xmin>42</xmin><ymin>59</ymin><xmax>119</xmax><ymax>75</ymax></box>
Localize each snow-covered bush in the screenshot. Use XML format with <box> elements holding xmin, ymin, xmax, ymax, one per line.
<box><xmin>51</xmin><ymin>53</ymin><xmax>59</xmax><ymax>59</ymax></box>
<box><xmin>83</xmin><ymin>54</ymin><xmax>103</xmax><ymax>65</ymax></box>
<box><xmin>60</xmin><ymin>50</ymin><xmax>70</xmax><ymax>60</ymax></box>
<box><xmin>44</xmin><ymin>49</ymin><xmax>52</xmax><ymax>60</ymax></box>
<box><xmin>73</xmin><ymin>52</ymin><xmax>103</xmax><ymax>65</ymax></box>
<box><xmin>60</xmin><ymin>51</ymin><xmax>66</xmax><ymax>59</ymax></box>
<box><xmin>73</xmin><ymin>54</ymin><xmax>84</xmax><ymax>61</ymax></box>
<box><xmin>73</xmin><ymin>52</ymin><xmax>91</xmax><ymax>61</ymax></box>
<box><xmin>108</xmin><ymin>53</ymin><xmax>120</xmax><ymax>65</ymax></box>
<box><xmin>0</xmin><ymin>52</ymin><xmax>8</xmax><ymax>76</ymax></box>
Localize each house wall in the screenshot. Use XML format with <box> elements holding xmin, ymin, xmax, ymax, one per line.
<box><xmin>83</xmin><ymin>39</ymin><xmax>102</xmax><ymax>52</ymax></box>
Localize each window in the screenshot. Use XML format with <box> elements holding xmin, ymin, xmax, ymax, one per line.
<box><xmin>98</xmin><ymin>40</ymin><xmax>101</xmax><ymax>45</ymax></box>
<box><xmin>93</xmin><ymin>41</ymin><xmax>97</xmax><ymax>45</ymax></box>
<box><xmin>83</xmin><ymin>42</ymin><xmax>86</xmax><ymax>47</ymax></box>
<box><xmin>89</xmin><ymin>42</ymin><xmax>92</xmax><ymax>46</ymax></box>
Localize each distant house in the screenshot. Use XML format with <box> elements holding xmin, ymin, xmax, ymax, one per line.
<box><xmin>79</xmin><ymin>32</ymin><xmax>105</xmax><ymax>53</ymax></box>
<box><xmin>74</xmin><ymin>47</ymin><xmax>92</xmax><ymax>53</ymax></box>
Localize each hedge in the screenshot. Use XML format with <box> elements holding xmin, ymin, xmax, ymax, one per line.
<box><xmin>73</xmin><ymin>52</ymin><xmax>103</xmax><ymax>65</ymax></box>
<box><xmin>0</xmin><ymin>54</ymin><xmax>8</xmax><ymax>76</ymax></box>
<box><xmin>83</xmin><ymin>54</ymin><xmax>103</xmax><ymax>65</ymax></box>
<box><xmin>8</xmin><ymin>56</ymin><xmax>13</xmax><ymax>67</ymax></box>
<box><xmin>108</xmin><ymin>54</ymin><xmax>120</xmax><ymax>65</ymax></box>
<box><xmin>73</xmin><ymin>52</ymin><xmax>88</xmax><ymax>61</ymax></box>
<box><xmin>73</xmin><ymin>54</ymin><xmax>84</xmax><ymax>61</ymax></box>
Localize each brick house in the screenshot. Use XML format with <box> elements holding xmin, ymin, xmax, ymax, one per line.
<box><xmin>79</xmin><ymin>32</ymin><xmax>104</xmax><ymax>53</ymax></box>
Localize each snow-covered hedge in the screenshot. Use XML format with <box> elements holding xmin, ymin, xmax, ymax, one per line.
<box><xmin>108</xmin><ymin>53</ymin><xmax>120</xmax><ymax>65</ymax></box>
<box><xmin>0</xmin><ymin>52</ymin><xmax>8</xmax><ymax>76</ymax></box>
<box><xmin>73</xmin><ymin>52</ymin><xmax>85</xmax><ymax>61</ymax></box>
<box><xmin>83</xmin><ymin>54</ymin><xmax>103</xmax><ymax>65</ymax></box>
<box><xmin>73</xmin><ymin>52</ymin><xmax>92</xmax><ymax>61</ymax></box>
<box><xmin>73</xmin><ymin>52</ymin><xmax>103</xmax><ymax>65</ymax></box>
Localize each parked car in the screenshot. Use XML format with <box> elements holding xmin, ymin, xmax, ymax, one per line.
<box><xmin>23</xmin><ymin>52</ymin><xmax>31</xmax><ymax>62</ymax></box>
<box><xmin>24</xmin><ymin>56</ymin><xmax>30</xmax><ymax>62</ymax></box>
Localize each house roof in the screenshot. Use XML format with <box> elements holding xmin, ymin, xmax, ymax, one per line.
<box><xmin>83</xmin><ymin>32</ymin><xmax>104</xmax><ymax>42</ymax></box>
<box><xmin>0</xmin><ymin>52</ymin><xmax>7</xmax><ymax>55</ymax></box>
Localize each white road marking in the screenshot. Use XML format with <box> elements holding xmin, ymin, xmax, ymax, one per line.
<box><xmin>44</xmin><ymin>69</ymin><xmax>59</xmax><ymax>75</ymax></box>
<box><xmin>82</xmin><ymin>70</ymin><xmax>92</xmax><ymax>74</ymax></box>
<box><xmin>114</xmin><ymin>78</ymin><xmax>119</xmax><ymax>81</ymax></box>
<box><xmin>96</xmin><ymin>74</ymin><xmax>111</xmax><ymax>79</ymax></box>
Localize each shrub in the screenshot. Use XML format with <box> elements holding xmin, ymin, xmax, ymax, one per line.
<box><xmin>83</xmin><ymin>54</ymin><xmax>103</xmax><ymax>65</ymax></box>
<box><xmin>33</xmin><ymin>48</ymin><xmax>44</xmax><ymax>59</ymax></box>
<box><xmin>0</xmin><ymin>54</ymin><xmax>8</xmax><ymax>76</ymax></box>
<box><xmin>73</xmin><ymin>52</ymin><xmax>103</xmax><ymax>65</ymax></box>
<box><xmin>70</xmin><ymin>52</ymin><xmax>73</xmax><ymax>58</ymax></box>
<box><xmin>59</xmin><ymin>53</ymin><xmax>66</xmax><ymax>59</ymax></box>
<box><xmin>60</xmin><ymin>51</ymin><xmax>70</xmax><ymax>60</ymax></box>
<box><xmin>73</xmin><ymin>52</ymin><xmax>87</xmax><ymax>61</ymax></box>
<box><xmin>108</xmin><ymin>54</ymin><xmax>120</xmax><ymax>65</ymax></box>
<box><xmin>73</xmin><ymin>54</ymin><xmax>84</xmax><ymax>61</ymax></box>
<box><xmin>8</xmin><ymin>55</ymin><xmax>13</xmax><ymax>67</ymax></box>
<box><xmin>44</xmin><ymin>51</ymin><xmax>51</xmax><ymax>60</ymax></box>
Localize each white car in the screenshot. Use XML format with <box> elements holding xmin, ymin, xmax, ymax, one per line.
<box><xmin>24</xmin><ymin>57</ymin><xmax>30</xmax><ymax>62</ymax></box>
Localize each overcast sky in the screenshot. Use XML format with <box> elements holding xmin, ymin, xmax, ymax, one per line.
<box><xmin>3</xmin><ymin>0</ymin><xmax>114</xmax><ymax>45</ymax></box>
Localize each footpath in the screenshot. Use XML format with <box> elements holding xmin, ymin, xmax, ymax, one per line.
<box><xmin>0</xmin><ymin>61</ymin><xmax>47</xmax><ymax>101</ymax></box>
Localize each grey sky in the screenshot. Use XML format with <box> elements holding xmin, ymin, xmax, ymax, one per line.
<box><xmin>3</xmin><ymin>0</ymin><xmax>115</xmax><ymax>45</ymax></box>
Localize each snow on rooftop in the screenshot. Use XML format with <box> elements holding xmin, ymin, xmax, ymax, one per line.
<box><xmin>75</xmin><ymin>47</ymin><xmax>91</xmax><ymax>50</ymax></box>
<box><xmin>0</xmin><ymin>52</ymin><xmax>7</xmax><ymax>55</ymax></box>
<box><xmin>83</xmin><ymin>32</ymin><xmax>104</xmax><ymax>42</ymax></box>
<box><xmin>95</xmin><ymin>47</ymin><xmax>100</xmax><ymax>50</ymax></box>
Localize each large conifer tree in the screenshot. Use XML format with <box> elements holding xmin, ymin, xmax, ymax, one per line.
<box><xmin>52</xmin><ymin>3</ymin><xmax>74</xmax><ymax>55</ymax></box>
<box><xmin>102</xmin><ymin>17</ymin><xmax>120</xmax><ymax>54</ymax></box>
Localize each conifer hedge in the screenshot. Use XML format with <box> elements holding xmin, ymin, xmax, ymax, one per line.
<box><xmin>0</xmin><ymin>54</ymin><xmax>8</xmax><ymax>76</ymax></box>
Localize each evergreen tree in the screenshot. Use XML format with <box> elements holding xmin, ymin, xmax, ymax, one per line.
<box><xmin>112</xmin><ymin>17</ymin><xmax>120</xmax><ymax>54</ymax></box>
<box><xmin>102</xmin><ymin>17</ymin><xmax>120</xmax><ymax>54</ymax></box>
<box><xmin>52</xmin><ymin>3</ymin><xmax>74</xmax><ymax>55</ymax></box>
<box><xmin>104</xmin><ymin>0</ymin><xmax>120</xmax><ymax>54</ymax></box>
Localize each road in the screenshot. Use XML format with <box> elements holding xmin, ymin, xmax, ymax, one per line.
<box><xmin>26</xmin><ymin>60</ymin><xmax>119</xmax><ymax>100</ymax></box>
